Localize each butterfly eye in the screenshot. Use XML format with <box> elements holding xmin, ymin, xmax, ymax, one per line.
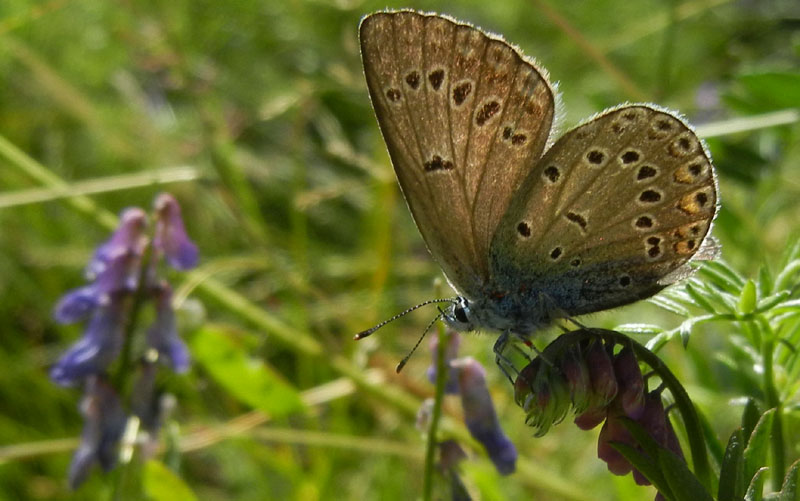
<box><xmin>454</xmin><ymin>305</ymin><xmax>469</xmax><ymax>323</ymax></box>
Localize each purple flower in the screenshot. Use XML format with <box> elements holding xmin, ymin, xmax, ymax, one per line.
<box><xmin>146</xmin><ymin>284</ymin><xmax>190</xmax><ymax>373</ymax></box>
<box><xmin>613</xmin><ymin>346</ymin><xmax>646</xmax><ymax>420</ymax></box>
<box><xmin>426</xmin><ymin>331</ymin><xmax>461</xmax><ymax>394</ymax></box>
<box><xmin>456</xmin><ymin>358</ymin><xmax>517</xmax><ymax>475</ymax></box>
<box><xmin>68</xmin><ymin>376</ymin><xmax>127</xmax><ymax>489</ymax></box>
<box><xmin>54</xmin><ymin>286</ymin><xmax>101</xmax><ymax>324</ymax></box>
<box><xmin>597</xmin><ymin>404</ymin><xmax>636</xmax><ymax>476</ymax></box>
<box><xmin>585</xmin><ymin>339</ymin><xmax>618</xmax><ymax>406</ymax></box>
<box><xmin>87</xmin><ymin>208</ymin><xmax>148</xmax><ymax>279</ymax></box>
<box><xmin>153</xmin><ymin>193</ymin><xmax>198</xmax><ymax>270</ymax></box>
<box><xmin>51</xmin><ymin>297</ymin><xmax>126</xmax><ymax>386</ymax></box>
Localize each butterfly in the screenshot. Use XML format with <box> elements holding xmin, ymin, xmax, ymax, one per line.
<box><xmin>356</xmin><ymin>10</ymin><xmax>718</xmax><ymax>371</ymax></box>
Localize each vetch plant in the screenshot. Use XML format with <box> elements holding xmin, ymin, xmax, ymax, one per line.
<box><xmin>51</xmin><ymin>193</ymin><xmax>198</xmax><ymax>489</ymax></box>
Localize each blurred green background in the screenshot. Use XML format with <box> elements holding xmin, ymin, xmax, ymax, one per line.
<box><xmin>0</xmin><ymin>0</ymin><xmax>798</xmax><ymax>499</ymax></box>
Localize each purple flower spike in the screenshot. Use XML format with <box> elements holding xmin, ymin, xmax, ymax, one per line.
<box><xmin>54</xmin><ymin>286</ymin><xmax>100</xmax><ymax>324</ymax></box>
<box><xmin>585</xmin><ymin>340</ymin><xmax>619</xmax><ymax>405</ymax></box>
<box><xmin>68</xmin><ymin>376</ymin><xmax>127</xmax><ymax>489</ymax></box>
<box><xmin>153</xmin><ymin>193</ymin><xmax>198</xmax><ymax>270</ymax></box>
<box><xmin>146</xmin><ymin>284</ymin><xmax>190</xmax><ymax>373</ymax></box>
<box><xmin>87</xmin><ymin>208</ymin><xmax>148</xmax><ymax>279</ymax></box>
<box><xmin>51</xmin><ymin>299</ymin><xmax>126</xmax><ymax>386</ymax></box>
<box><xmin>426</xmin><ymin>331</ymin><xmax>461</xmax><ymax>394</ymax></box>
<box><xmin>456</xmin><ymin>358</ymin><xmax>517</xmax><ymax>475</ymax></box>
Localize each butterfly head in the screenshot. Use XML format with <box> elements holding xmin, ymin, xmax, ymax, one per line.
<box><xmin>443</xmin><ymin>296</ymin><xmax>475</xmax><ymax>332</ymax></box>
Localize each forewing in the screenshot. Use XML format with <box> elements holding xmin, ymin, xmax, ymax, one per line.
<box><xmin>490</xmin><ymin>105</ymin><xmax>718</xmax><ymax>313</ymax></box>
<box><xmin>360</xmin><ymin>11</ymin><xmax>554</xmax><ymax>296</ymax></box>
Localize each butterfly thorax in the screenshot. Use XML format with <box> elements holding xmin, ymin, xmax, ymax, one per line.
<box><xmin>444</xmin><ymin>291</ymin><xmax>555</xmax><ymax>336</ymax></box>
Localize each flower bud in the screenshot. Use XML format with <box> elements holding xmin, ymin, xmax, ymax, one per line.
<box><xmin>426</xmin><ymin>331</ymin><xmax>460</xmax><ymax>394</ymax></box>
<box><xmin>613</xmin><ymin>346</ymin><xmax>645</xmax><ymax>419</ymax></box>
<box><xmin>154</xmin><ymin>193</ymin><xmax>198</xmax><ymax>270</ymax></box>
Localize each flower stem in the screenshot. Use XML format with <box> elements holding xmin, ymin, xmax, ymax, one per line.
<box><xmin>758</xmin><ymin>317</ymin><xmax>784</xmax><ymax>491</ymax></box>
<box><xmin>422</xmin><ymin>322</ymin><xmax>449</xmax><ymax>501</ymax></box>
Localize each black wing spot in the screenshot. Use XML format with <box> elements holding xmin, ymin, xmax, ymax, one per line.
<box><xmin>543</xmin><ymin>166</ymin><xmax>560</xmax><ymax>183</ymax></box>
<box><xmin>570</xmin><ymin>258</ymin><xmax>582</xmax><ymax>267</ymax></box>
<box><xmin>637</xmin><ymin>165</ymin><xmax>658</xmax><ymax>180</ymax></box>
<box><xmin>635</xmin><ymin>216</ymin><xmax>653</xmax><ymax>229</ymax></box>
<box><xmin>428</xmin><ymin>70</ymin><xmax>445</xmax><ymax>90</ymax></box>
<box><xmin>511</xmin><ymin>134</ymin><xmax>527</xmax><ymax>145</ymax></box>
<box><xmin>423</xmin><ymin>155</ymin><xmax>454</xmax><ymax>172</ymax></box>
<box><xmin>503</xmin><ymin>127</ymin><xmax>513</xmax><ymax>139</ymax></box>
<box><xmin>586</xmin><ymin>150</ymin><xmax>605</xmax><ymax>165</ymax></box>
<box><xmin>550</xmin><ymin>247</ymin><xmax>563</xmax><ymax>260</ymax></box>
<box><xmin>648</xmin><ymin>246</ymin><xmax>661</xmax><ymax>258</ymax></box>
<box><xmin>639</xmin><ymin>190</ymin><xmax>662</xmax><ymax>203</ymax></box>
<box><xmin>566</xmin><ymin>212</ymin><xmax>588</xmax><ymax>231</ymax></box>
<box><xmin>476</xmin><ymin>101</ymin><xmax>501</xmax><ymax>126</ymax></box>
<box><xmin>386</xmin><ymin>88</ymin><xmax>401</xmax><ymax>102</ymax></box>
<box><xmin>647</xmin><ymin>236</ymin><xmax>661</xmax><ymax>246</ymax></box>
<box><xmin>405</xmin><ymin>71</ymin><xmax>420</xmax><ymax>90</ymax></box>
<box><xmin>619</xmin><ymin>275</ymin><xmax>632</xmax><ymax>287</ymax></box>
<box><xmin>621</xmin><ymin>150</ymin><xmax>640</xmax><ymax>164</ymax></box>
<box><xmin>689</xmin><ymin>163</ymin><xmax>702</xmax><ymax>176</ymax></box>
<box><xmin>452</xmin><ymin>81</ymin><xmax>472</xmax><ymax>105</ymax></box>
<box><xmin>517</xmin><ymin>222</ymin><xmax>531</xmax><ymax>237</ymax></box>
<box><xmin>695</xmin><ymin>192</ymin><xmax>709</xmax><ymax>207</ymax></box>
<box><xmin>690</xmin><ymin>224</ymin><xmax>701</xmax><ymax>235</ymax></box>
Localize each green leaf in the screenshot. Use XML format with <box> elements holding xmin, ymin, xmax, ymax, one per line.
<box><xmin>611</xmin><ymin>442</ymin><xmax>671</xmax><ymax>499</ymax></box>
<box><xmin>758</xmin><ymin>263</ymin><xmax>774</xmax><ymax>297</ymax></box>
<box><xmin>775</xmin><ymin>261</ymin><xmax>800</xmax><ymax>294</ymax></box>
<box><xmin>779</xmin><ymin>459</ymin><xmax>800</xmax><ymax>501</ymax></box>
<box><xmin>659</xmin><ymin>448</ymin><xmax>714</xmax><ymax>501</ymax></box>
<box><xmin>742</xmin><ymin>400</ymin><xmax>762</xmax><ymax>441</ymax></box>
<box><xmin>743</xmin><ymin>409</ymin><xmax>776</xmax><ymax>486</ymax></box>
<box><xmin>685</xmin><ymin>283</ymin><xmax>718</xmax><ymax>314</ymax></box>
<box><xmin>144</xmin><ymin>460</ymin><xmax>198</xmax><ymax>501</ymax></box>
<box><xmin>649</xmin><ymin>295</ymin><xmax>690</xmax><ymax>317</ymax></box>
<box><xmin>719</xmin><ymin>429</ymin><xmax>746</xmax><ymax>501</ymax></box>
<box><xmin>700</xmin><ymin>262</ymin><xmax>746</xmax><ymax>294</ymax></box>
<box><xmin>614</xmin><ymin>323</ymin><xmax>665</xmax><ymax>335</ymax></box>
<box><xmin>191</xmin><ymin>326</ymin><xmax>305</xmax><ymax>416</ymax></box>
<box><xmin>756</xmin><ymin>291</ymin><xmax>791</xmax><ymax>314</ymax></box>
<box><xmin>745</xmin><ymin>467</ymin><xmax>769</xmax><ymax>501</ymax></box>
<box><xmin>738</xmin><ymin>280</ymin><xmax>757</xmax><ymax>315</ymax></box>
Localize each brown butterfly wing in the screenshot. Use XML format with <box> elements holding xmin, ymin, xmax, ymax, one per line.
<box><xmin>360</xmin><ymin>11</ymin><xmax>555</xmax><ymax>297</ymax></box>
<box><xmin>490</xmin><ymin>105</ymin><xmax>718</xmax><ymax>314</ymax></box>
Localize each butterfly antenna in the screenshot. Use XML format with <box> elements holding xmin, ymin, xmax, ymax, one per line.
<box><xmin>354</xmin><ymin>298</ymin><xmax>455</xmax><ymax>340</ymax></box>
<box><xmin>396</xmin><ymin>310</ymin><xmax>445</xmax><ymax>373</ymax></box>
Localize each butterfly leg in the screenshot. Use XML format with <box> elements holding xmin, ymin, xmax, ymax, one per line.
<box><xmin>493</xmin><ymin>331</ymin><xmax>518</xmax><ymax>384</ymax></box>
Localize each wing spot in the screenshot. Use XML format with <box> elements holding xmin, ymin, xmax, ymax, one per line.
<box><xmin>570</xmin><ymin>258</ymin><xmax>582</xmax><ymax>267</ymax></box>
<box><xmin>645</xmin><ymin>236</ymin><xmax>662</xmax><ymax>258</ymax></box>
<box><xmin>639</xmin><ymin>190</ymin><xmax>662</xmax><ymax>203</ymax></box>
<box><xmin>635</xmin><ymin>216</ymin><xmax>654</xmax><ymax>229</ymax></box>
<box><xmin>674</xmin><ymin>239</ymin><xmax>697</xmax><ymax>255</ymax></box>
<box><xmin>586</xmin><ymin>150</ymin><xmax>606</xmax><ymax>165</ymax></box>
<box><xmin>669</xmin><ymin>134</ymin><xmax>698</xmax><ymax>158</ymax></box>
<box><xmin>678</xmin><ymin>188</ymin><xmax>713</xmax><ymax>214</ymax></box>
<box><xmin>619</xmin><ymin>275</ymin><xmax>632</xmax><ymax>287</ymax></box>
<box><xmin>428</xmin><ymin>70</ymin><xmax>445</xmax><ymax>91</ymax></box>
<box><xmin>386</xmin><ymin>88</ymin><xmax>401</xmax><ymax>102</ymax></box>
<box><xmin>691</xmin><ymin>225</ymin><xmax>701</xmax><ymax>235</ymax></box>
<box><xmin>476</xmin><ymin>100</ymin><xmax>501</xmax><ymax>126</ymax></box>
<box><xmin>550</xmin><ymin>247</ymin><xmax>563</xmax><ymax>260</ymax></box>
<box><xmin>648</xmin><ymin>117</ymin><xmax>677</xmax><ymax>140</ymax></box>
<box><xmin>423</xmin><ymin>155</ymin><xmax>454</xmax><ymax>172</ymax></box>
<box><xmin>543</xmin><ymin>166</ymin><xmax>560</xmax><ymax>183</ymax></box>
<box><xmin>637</xmin><ymin>165</ymin><xmax>658</xmax><ymax>180</ymax></box>
<box><xmin>405</xmin><ymin>71</ymin><xmax>420</xmax><ymax>90</ymax></box>
<box><xmin>452</xmin><ymin>81</ymin><xmax>472</xmax><ymax>106</ymax></box>
<box><xmin>503</xmin><ymin>127</ymin><xmax>513</xmax><ymax>139</ymax></box>
<box><xmin>517</xmin><ymin>222</ymin><xmax>531</xmax><ymax>238</ymax></box>
<box><xmin>511</xmin><ymin>134</ymin><xmax>527</xmax><ymax>145</ymax></box>
<box><xmin>621</xmin><ymin>150</ymin><xmax>641</xmax><ymax>164</ymax></box>
<box><xmin>674</xmin><ymin>159</ymin><xmax>708</xmax><ymax>184</ymax></box>
<box><xmin>566</xmin><ymin>212</ymin><xmax>588</xmax><ymax>231</ymax></box>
